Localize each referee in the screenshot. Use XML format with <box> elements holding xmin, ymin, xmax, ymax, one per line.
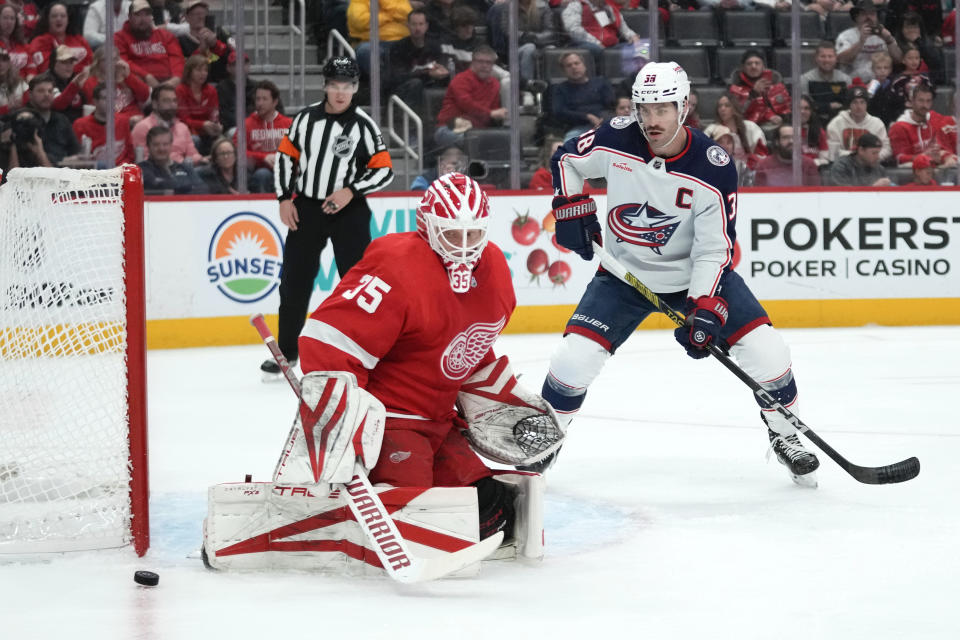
<box><xmin>262</xmin><ymin>56</ymin><xmax>394</xmax><ymax>376</ymax></box>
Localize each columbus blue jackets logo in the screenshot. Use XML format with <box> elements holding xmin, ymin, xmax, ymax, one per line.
<box><xmin>607</xmin><ymin>202</ymin><xmax>680</xmax><ymax>255</ymax></box>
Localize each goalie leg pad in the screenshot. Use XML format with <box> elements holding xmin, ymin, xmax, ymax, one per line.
<box><xmin>488</xmin><ymin>471</ymin><xmax>545</xmax><ymax>561</ymax></box>
<box><xmin>730</xmin><ymin>324</ymin><xmax>799</xmax><ymax>436</ymax></box>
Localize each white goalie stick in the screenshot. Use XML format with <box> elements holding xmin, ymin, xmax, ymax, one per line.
<box><xmin>591</xmin><ymin>242</ymin><xmax>920</xmax><ymax>485</ymax></box>
<box><xmin>249</xmin><ymin>314</ymin><xmax>504</xmax><ymax>582</ymax></box>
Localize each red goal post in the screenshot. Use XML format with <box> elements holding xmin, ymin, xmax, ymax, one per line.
<box><xmin>0</xmin><ymin>165</ymin><xmax>148</xmax><ymax>556</ymax></box>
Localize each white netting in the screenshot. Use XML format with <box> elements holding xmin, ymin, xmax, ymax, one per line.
<box><xmin>0</xmin><ymin>166</ymin><xmax>136</xmax><ymax>553</ymax></box>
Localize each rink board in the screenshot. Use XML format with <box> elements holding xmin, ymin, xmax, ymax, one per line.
<box><xmin>138</xmin><ymin>189</ymin><xmax>960</xmax><ymax>348</ymax></box>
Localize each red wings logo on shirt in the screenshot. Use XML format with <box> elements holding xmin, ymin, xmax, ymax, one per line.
<box><xmin>440</xmin><ymin>316</ymin><xmax>506</xmax><ymax>380</ymax></box>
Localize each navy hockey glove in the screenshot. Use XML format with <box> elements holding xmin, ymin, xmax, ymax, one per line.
<box><xmin>552</xmin><ymin>194</ymin><xmax>601</xmax><ymax>260</ymax></box>
<box><xmin>674</xmin><ymin>295</ymin><xmax>729</xmax><ymax>360</ymax></box>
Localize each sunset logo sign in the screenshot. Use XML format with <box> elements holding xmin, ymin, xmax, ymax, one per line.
<box><xmin>207</xmin><ymin>212</ymin><xmax>285</xmax><ymax>303</ymax></box>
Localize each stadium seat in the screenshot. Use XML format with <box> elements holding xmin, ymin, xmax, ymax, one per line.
<box><xmin>424</xmin><ymin>88</ymin><xmax>447</xmax><ymax>128</ymax></box>
<box><xmin>542</xmin><ymin>48</ymin><xmax>596</xmax><ymax>84</ymax></box>
<box><xmin>693</xmin><ymin>85</ymin><xmax>728</xmax><ymax>123</ymax></box>
<box><xmin>944</xmin><ymin>48</ymin><xmax>956</xmax><ymax>84</ymax></box>
<box><xmin>668</xmin><ymin>11</ymin><xmax>721</xmax><ymax>47</ymax></box>
<box><xmin>771</xmin><ymin>48</ymin><xmax>816</xmax><ymax>80</ymax></box>
<box><xmin>620</xmin><ymin>10</ymin><xmax>666</xmax><ymax>40</ymax></box>
<box><xmin>827</xmin><ymin>11</ymin><xmax>855</xmax><ymax>39</ymax></box>
<box><xmin>658</xmin><ymin>47</ymin><xmax>711</xmax><ymax>84</ymax></box>
<box><xmin>775</xmin><ymin>12</ymin><xmax>824</xmax><ymax>46</ymax></box>
<box><xmin>602</xmin><ymin>48</ymin><xmax>626</xmax><ymax>79</ymax></box>
<box><xmin>932</xmin><ymin>85</ymin><xmax>955</xmax><ymax>116</ymax></box>
<box><xmin>723</xmin><ymin>11</ymin><xmax>773</xmax><ymax>47</ymax></box>
<box><xmin>716</xmin><ymin>47</ymin><xmax>756</xmax><ymax>84</ymax></box>
<box><xmin>463</xmin><ymin>129</ymin><xmax>512</xmax><ymax>161</ymax></box>
<box><xmin>886</xmin><ymin>167</ymin><xmax>914</xmax><ymax>185</ymax></box>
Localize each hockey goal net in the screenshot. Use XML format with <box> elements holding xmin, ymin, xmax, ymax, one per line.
<box><xmin>0</xmin><ymin>165</ymin><xmax>148</xmax><ymax>556</ymax></box>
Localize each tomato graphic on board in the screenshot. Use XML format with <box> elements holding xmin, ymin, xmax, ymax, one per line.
<box><xmin>551</xmin><ymin>233</ymin><xmax>571</xmax><ymax>253</ymax></box>
<box><xmin>731</xmin><ymin>239</ymin><xmax>741</xmax><ymax>270</ymax></box>
<box><xmin>548</xmin><ymin>260</ymin><xmax>571</xmax><ymax>286</ymax></box>
<box><xmin>526</xmin><ymin>249</ymin><xmax>549</xmax><ymax>282</ymax></box>
<box><xmin>542</xmin><ymin>211</ymin><xmax>556</xmax><ymax>233</ymax></box>
<box><xmin>512</xmin><ymin>210</ymin><xmax>540</xmax><ymax>245</ymax></box>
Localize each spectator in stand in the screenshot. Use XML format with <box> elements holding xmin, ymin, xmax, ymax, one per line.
<box><xmin>0</xmin><ymin>5</ymin><xmax>30</xmax><ymax>77</ymax></box>
<box><xmin>903</xmin><ymin>153</ymin><xmax>937</xmax><ymax>185</ymax></box>
<box><xmin>26</xmin><ymin>2</ymin><xmax>93</xmax><ymax>79</ymax></box>
<box><xmin>242</xmin><ymin>79</ymin><xmax>291</xmax><ymax>175</ymax></box>
<box><xmin>347</xmin><ymin>0</ymin><xmax>411</xmax><ymax>75</ymax></box>
<box><xmin>826</xmin><ymin>85</ymin><xmax>891</xmax><ymax>162</ymax></box>
<box><xmin>548</xmin><ymin>51</ymin><xmax>614</xmax><ymax>140</ymax></box>
<box><xmin>217</xmin><ymin>50</ymin><xmax>255</xmax><ymax>133</ymax></box>
<box><xmin>800</xmin><ymin>41</ymin><xmax>852</xmax><ymax>122</ymax></box>
<box><xmin>84</xmin><ymin>0</ymin><xmax>130</xmax><ymax>50</ymax></box>
<box><xmin>130</xmin><ymin>83</ymin><xmax>203</xmax><ymax>164</ymax></box>
<box><xmin>886</xmin><ymin>43</ymin><xmax>932</xmax><ymax>108</ymax></box>
<box><xmin>25</xmin><ymin>73</ymin><xmax>79</xmax><ymax>165</ymax></box>
<box><xmin>706</xmin><ymin>124</ymin><xmax>752</xmax><ymax>186</ymax></box>
<box><xmin>0</xmin><ymin>51</ymin><xmax>26</xmax><ymax>116</ymax></box>
<box><xmin>115</xmin><ymin>0</ymin><xmax>185</xmax><ymax>88</ymax></box>
<box><xmin>425</xmin><ymin>0</ymin><xmax>457</xmax><ymax>41</ymax></box>
<box><xmin>441</xmin><ymin>6</ymin><xmax>513</xmax><ymax>108</ymax></box>
<box><xmin>728</xmin><ymin>49</ymin><xmax>791</xmax><ymax>128</ymax></box>
<box><xmin>47</xmin><ymin>45</ymin><xmax>90</xmax><ymax>122</ymax></box>
<box><xmin>177</xmin><ymin>0</ymin><xmax>230</xmax><ymax>83</ymax></box>
<box><xmin>614</xmin><ymin>95</ymin><xmax>632</xmax><ymax>117</ymax></box>
<box><xmin>943</xmin><ymin>9</ymin><xmax>955</xmax><ymax>46</ymax></box>
<box><xmin>386</xmin><ymin>9</ymin><xmax>450</xmax><ymax>113</ymax></box>
<box><xmin>4</xmin><ymin>1</ymin><xmax>39</xmax><ymax>42</ymax></box>
<box><xmin>836</xmin><ymin>0</ymin><xmax>902</xmax><ymax>82</ymax></box>
<box><xmin>197</xmin><ymin>136</ymin><xmax>267</xmax><ymax>193</ymax></box>
<box><xmin>754</xmin><ymin>124</ymin><xmax>822</xmax><ymax>186</ymax></box>
<box><xmin>685</xmin><ymin>87</ymin><xmax>701</xmax><ymax>130</ymax></box>
<box><xmin>148</xmin><ymin>0</ymin><xmax>188</xmax><ymax>38</ymax></box>
<box><xmin>410</xmin><ymin>144</ymin><xmax>467</xmax><ymax>190</ymax></box>
<box><xmin>703</xmin><ymin>92</ymin><xmax>769</xmax><ymax>170</ymax></box>
<box><xmin>528</xmin><ymin>135</ymin><xmax>562</xmax><ymax>190</ymax></box>
<box><xmin>889</xmin><ymin>83</ymin><xmax>958</xmax><ymax>168</ymax></box>
<box><xmin>138</xmin><ymin>125</ymin><xmax>206</xmax><ymax>194</ymax></box>
<box><xmin>885</xmin><ymin>0</ymin><xmax>943</xmax><ymax>42</ymax></box>
<box><xmin>434</xmin><ymin>46</ymin><xmax>507</xmax><ymax>148</ymax></box>
<box><xmin>801</xmin><ymin>1</ymin><xmax>854</xmax><ymax>19</ymax></box>
<box><xmin>866</xmin><ymin>50</ymin><xmax>904</xmax><ymax>125</ymax></box>
<box><xmin>176</xmin><ymin>54</ymin><xmax>221</xmax><ymax>155</ymax></box>
<box><xmin>5</xmin><ymin>107</ymin><xmax>51</xmax><ymax>167</ymax></box>
<box><xmin>561</xmin><ymin>0</ymin><xmax>641</xmax><ymax>70</ymax></box>
<box><xmin>828</xmin><ymin>132</ymin><xmax>891</xmax><ymax>185</ymax></box>
<box><xmin>799</xmin><ymin>94</ymin><xmax>830</xmax><ymax>166</ymax></box>
<box><xmin>894</xmin><ymin>11</ymin><xmax>943</xmax><ymax>84</ymax></box>
<box><xmin>83</xmin><ymin>47</ymin><xmax>148</xmax><ymax>120</ymax></box>
<box><xmin>72</xmin><ymin>82</ymin><xmax>133</xmax><ymax>166</ymax></box>
<box><xmin>487</xmin><ymin>0</ymin><xmax>554</xmax><ymax>86</ymax></box>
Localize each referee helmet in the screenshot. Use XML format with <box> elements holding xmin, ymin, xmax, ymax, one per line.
<box><xmin>322</xmin><ymin>56</ymin><xmax>361</xmax><ymax>84</ymax></box>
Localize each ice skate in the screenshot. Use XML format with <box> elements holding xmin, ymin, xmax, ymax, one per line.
<box><xmin>767</xmin><ymin>427</ymin><xmax>819</xmax><ymax>488</ymax></box>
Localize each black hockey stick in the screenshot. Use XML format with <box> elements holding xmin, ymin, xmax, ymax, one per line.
<box><xmin>591</xmin><ymin>242</ymin><xmax>920</xmax><ymax>485</ymax></box>
<box><xmin>249</xmin><ymin>313</ymin><xmax>503</xmax><ymax>582</ymax></box>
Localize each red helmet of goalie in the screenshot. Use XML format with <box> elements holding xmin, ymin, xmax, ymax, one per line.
<box><xmin>416</xmin><ymin>172</ymin><xmax>491</xmax><ymax>293</ymax></box>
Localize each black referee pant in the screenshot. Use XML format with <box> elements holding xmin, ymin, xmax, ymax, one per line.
<box><xmin>277</xmin><ymin>194</ymin><xmax>372</xmax><ymax>361</ymax></box>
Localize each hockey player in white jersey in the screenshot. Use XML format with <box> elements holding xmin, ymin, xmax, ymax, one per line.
<box><xmin>541</xmin><ymin>61</ymin><xmax>820</xmax><ymax>486</ymax></box>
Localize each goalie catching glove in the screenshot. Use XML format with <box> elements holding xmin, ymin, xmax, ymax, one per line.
<box><xmin>457</xmin><ymin>356</ymin><xmax>565</xmax><ymax>466</ymax></box>
<box><xmin>273</xmin><ymin>371</ymin><xmax>386</xmax><ymax>485</ymax></box>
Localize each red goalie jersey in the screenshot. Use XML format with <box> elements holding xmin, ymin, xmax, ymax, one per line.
<box><xmin>298</xmin><ymin>231</ymin><xmax>516</xmax><ymax>422</ymax></box>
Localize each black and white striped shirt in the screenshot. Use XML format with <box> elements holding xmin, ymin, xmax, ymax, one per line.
<box><xmin>275</xmin><ymin>103</ymin><xmax>393</xmax><ymax>201</ymax></box>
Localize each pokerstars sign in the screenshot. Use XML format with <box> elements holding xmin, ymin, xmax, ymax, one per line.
<box><xmin>738</xmin><ymin>190</ymin><xmax>960</xmax><ymax>300</ymax></box>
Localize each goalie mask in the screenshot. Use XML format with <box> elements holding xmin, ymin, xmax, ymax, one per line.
<box><xmin>417</xmin><ymin>172</ymin><xmax>491</xmax><ymax>293</ymax></box>
<box><xmin>631</xmin><ymin>61</ymin><xmax>691</xmax><ymax>151</ymax></box>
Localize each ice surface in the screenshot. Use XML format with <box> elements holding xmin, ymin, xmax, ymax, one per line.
<box><xmin>3</xmin><ymin>327</ymin><xmax>958</xmax><ymax>639</ymax></box>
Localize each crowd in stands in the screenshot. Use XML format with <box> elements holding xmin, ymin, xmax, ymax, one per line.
<box><xmin>0</xmin><ymin>0</ymin><xmax>286</xmax><ymax>195</ymax></box>
<box><xmin>0</xmin><ymin>0</ymin><xmax>955</xmax><ymax>192</ymax></box>
<box><xmin>355</xmin><ymin>0</ymin><xmax>958</xmax><ymax>189</ymax></box>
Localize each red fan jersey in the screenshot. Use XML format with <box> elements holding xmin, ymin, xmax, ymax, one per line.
<box><xmin>299</xmin><ymin>232</ymin><xmax>516</xmax><ymax>422</ymax></box>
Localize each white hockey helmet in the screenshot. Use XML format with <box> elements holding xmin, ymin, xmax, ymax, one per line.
<box><xmin>631</xmin><ymin>61</ymin><xmax>691</xmax><ymax>146</ymax></box>
<box><xmin>416</xmin><ymin>172</ymin><xmax>491</xmax><ymax>293</ymax></box>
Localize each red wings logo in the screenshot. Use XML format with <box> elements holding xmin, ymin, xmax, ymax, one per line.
<box><xmin>440</xmin><ymin>317</ymin><xmax>506</xmax><ymax>380</ymax></box>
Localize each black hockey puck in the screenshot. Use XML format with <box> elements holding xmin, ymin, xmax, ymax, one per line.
<box><xmin>134</xmin><ymin>570</ymin><xmax>159</xmax><ymax>586</ymax></box>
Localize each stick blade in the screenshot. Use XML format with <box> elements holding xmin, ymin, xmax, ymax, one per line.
<box><xmin>850</xmin><ymin>457</ymin><xmax>921</xmax><ymax>485</ymax></box>
<box><xmin>392</xmin><ymin>531</ymin><xmax>505</xmax><ymax>584</ymax></box>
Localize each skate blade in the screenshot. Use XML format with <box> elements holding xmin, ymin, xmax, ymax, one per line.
<box><xmin>790</xmin><ymin>470</ymin><xmax>818</xmax><ymax>489</ymax></box>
